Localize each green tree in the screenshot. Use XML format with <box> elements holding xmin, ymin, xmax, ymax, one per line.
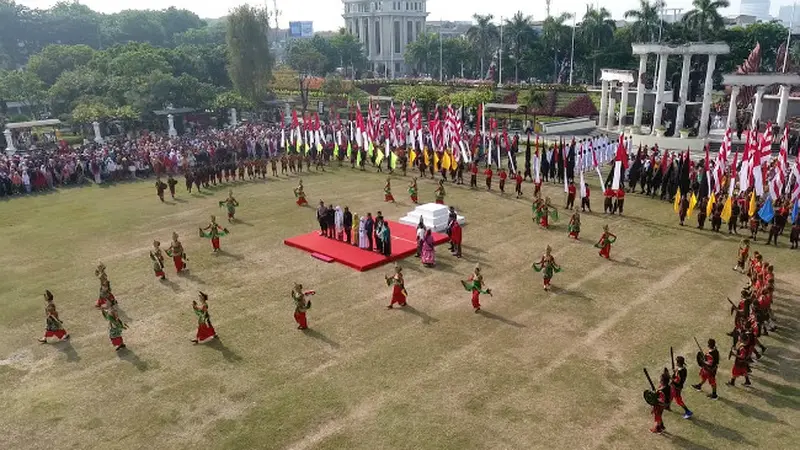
<box><xmin>540</xmin><ymin>13</ymin><xmax>574</xmax><ymax>83</ymax></box>
<box><xmin>226</xmin><ymin>5</ymin><xmax>273</xmax><ymax>102</ymax></box>
<box><xmin>505</xmin><ymin>12</ymin><xmax>535</xmax><ymax>83</ymax></box>
<box><xmin>581</xmin><ymin>6</ymin><xmax>616</xmax><ymax>85</ymax></box>
<box><xmin>287</xmin><ymin>39</ymin><xmax>327</xmax><ymax>113</ymax></box>
<box><xmin>405</xmin><ymin>32</ymin><xmax>439</xmax><ymax>77</ymax></box>
<box><xmin>212</xmin><ymin>90</ymin><xmax>254</xmax><ymax>111</ymax></box>
<box><xmin>26</xmin><ymin>44</ymin><xmax>95</xmax><ymax>86</ymax></box>
<box><xmin>0</xmin><ymin>69</ymin><xmax>47</xmax><ymax>115</ymax></box>
<box><xmin>624</xmin><ymin>0</ymin><xmax>666</xmax><ymax>43</ymax></box>
<box><xmin>329</xmin><ymin>30</ymin><xmax>368</xmax><ymax>77</ymax></box>
<box><xmin>466</xmin><ymin>14</ymin><xmax>499</xmax><ymax>80</ymax></box>
<box><xmin>682</xmin><ymin>0</ymin><xmax>729</xmax><ymax>41</ymax></box>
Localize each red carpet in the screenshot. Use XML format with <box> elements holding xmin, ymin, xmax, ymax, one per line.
<box><xmin>284</xmin><ymin>220</ymin><xmax>449</xmax><ymax>271</ymax></box>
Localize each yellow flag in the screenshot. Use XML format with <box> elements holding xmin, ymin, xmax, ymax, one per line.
<box><xmin>333</xmin><ymin>142</ymin><xmax>340</xmax><ymax>159</ymax></box>
<box><xmin>409</xmin><ymin>149</ymin><xmax>417</xmax><ymax>167</ymax></box>
<box><xmin>434</xmin><ymin>151</ymin><xmax>440</xmax><ymax>170</ymax></box>
<box><xmin>375</xmin><ymin>150</ymin><xmax>384</xmax><ymax>166</ymax></box>
<box><xmin>390</xmin><ymin>151</ymin><xmax>398</xmax><ymax>169</ymax></box>
<box><xmin>368</xmin><ymin>141</ymin><xmax>374</xmax><ymax>158</ymax></box>
<box><xmin>687</xmin><ymin>193</ymin><xmax>698</xmax><ymax>218</ymax></box>
<box><xmin>423</xmin><ymin>148</ymin><xmax>430</xmax><ymax>166</ymax></box>
<box><xmin>673</xmin><ymin>188</ymin><xmax>681</xmax><ymax>213</ymax></box>
<box><xmin>442</xmin><ymin>151</ymin><xmax>451</xmax><ymax>171</ymax></box>
<box><xmin>748</xmin><ymin>191</ymin><xmax>757</xmax><ymax>216</ymax></box>
<box><xmin>706</xmin><ymin>192</ymin><xmax>716</xmax><ymax>217</ymax></box>
<box><xmin>721</xmin><ymin>196</ymin><xmax>733</xmax><ymax>222</ymax></box>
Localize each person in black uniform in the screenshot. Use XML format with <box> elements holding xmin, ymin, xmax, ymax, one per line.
<box><xmin>343</xmin><ymin>207</ymin><xmax>353</xmax><ymax>244</ymax></box>
<box><xmin>692</xmin><ymin>338</ymin><xmax>720</xmax><ymax>399</ymax></box>
<box><xmin>671</xmin><ymin>356</ymin><xmax>693</xmax><ymax>419</ymax></box>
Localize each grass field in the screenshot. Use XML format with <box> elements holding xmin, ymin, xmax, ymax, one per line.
<box><xmin>0</xmin><ymin>166</ymin><xmax>798</xmax><ymax>450</ymax></box>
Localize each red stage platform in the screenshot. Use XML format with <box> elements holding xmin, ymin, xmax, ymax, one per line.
<box><xmin>284</xmin><ymin>220</ymin><xmax>449</xmax><ymax>272</ymax></box>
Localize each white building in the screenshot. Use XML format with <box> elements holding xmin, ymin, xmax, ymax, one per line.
<box><xmin>739</xmin><ymin>0</ymin><xmax>771</xmax><ymax>21</ymax></box>
<box><xmin>342</xmin><ymin>0</ymin><xmax>428</xmax><ymax>77</ymax></box>
<box><xmin>778</xmin><ymin>4</ymin><xmax>800</xmax><ymax>32</ymax></box>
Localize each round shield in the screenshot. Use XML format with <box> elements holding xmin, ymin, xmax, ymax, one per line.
<box><xmin>696</xmin><ymin>351</ymin><xmax>705</xmax><ymax>368</ymax></box>
<box><xmin>643</xmin><ymin>390</ymin><xmax>659</xmax><ymax>406</ymax></box>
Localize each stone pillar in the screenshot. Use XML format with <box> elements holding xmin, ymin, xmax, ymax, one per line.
<box><xmin>751</xmin><ymin>86</ymin><xmax>766</xmax><ymax>130</ymax></box>
<box><xmin>777</xmin><ymin>85</ymin><xmax>790</xmax><ymax>127</ymax></box>
<box><xmin>283</xmin><ymin>103</ymin><xmax>291</xmax><ymax>125</ymax></box>
<box><xmin>230</xmin><ymin>108</ymin><xmax>238</xmax><ymax>127</ymax></box>
<box><xmin>607</xmin><ymin>95</ymin><xmax>616</xmax><ymax>130</ymax></box>
<box><xmin>673</xmin><ymin>53</ymin><xmax>692</xmax><ymax>136</ymax></box>
<box><xmin>698</xmin><ymin>54</ymin><xmax>718</xmax><ymax>138</ymax></box>
<box><xmin>651</xmin><ymin>53</ymin><xmax>668</xmax><ymax>134</ymax></box>
<box><xmin>619</xmin><ymin>82</ymin><xmax>630</xmax><ymax>132</ymax></box>
<box><xmin>727</xmin><ymin>85</ymin><xmax>740</xmax><ymax>129</ymax></box>
<box><xmin>168</xmin><ymin>114</ymin><xmax>178</xmax><ymax>137</ymax></box>
<box><xmin>598</xmin><ymin>79</ymin><xmax>609</xmax><ymax>128</ymax></box>
<box><xmin>633</xmin><ymin>54</ymin><xmax>648</xmax><ymax>133</ymax></box>
<box><xmin>92</xmin><ymin>121</ymin><xmax>103</xmax><ymax>144</ymax></box>
<box><xmin>4</xmin><ymin>129</ymin><xmax>15</xmax><ymax>154</ymax></box>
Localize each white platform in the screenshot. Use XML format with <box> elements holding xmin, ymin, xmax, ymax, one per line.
<box><xmin>398</xmin><ymin>203</ymin><xmax>465</xmax><ymax>233</ymax></box>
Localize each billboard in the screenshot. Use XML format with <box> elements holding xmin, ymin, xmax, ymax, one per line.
<box><xmin>289</xmin><ymin>21</ymin><xmax>314</xmax><ymax>38</ymax></box>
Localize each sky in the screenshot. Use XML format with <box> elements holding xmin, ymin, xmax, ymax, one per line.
<box><xmin>16</xmin><ymin>0</ymin><xmax>799</xmax><ymax>32</ymax></box>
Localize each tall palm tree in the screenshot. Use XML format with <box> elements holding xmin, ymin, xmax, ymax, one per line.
<box><xmin>581</xmin><ymin>6</ymin><xmax>616</xmax><ymax>85</ymax></box>
<box><xmin>682</xmin><ymin>0</ymin><xmax>729</xmax><ymax>41</ymax></box>
<box><xmin>541</xmin><ymin>12</ymin><xmax>573</xmax><ymax>83</ymax></box>
<box><xmin>466</xmin><ymin>14</ymin><xmax>499</xmax><ymax>80</ymax></box>
<box><xmin>624</xmin><ymin>0</ymin><xmax>666</xmax><ymax>43</ymax></box>
<box><xmin>504</xmin><ymin>11</ymin><xmax>535</xmax><ymax>83</ymax></box>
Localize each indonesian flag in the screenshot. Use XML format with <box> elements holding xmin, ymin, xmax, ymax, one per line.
<box><xmin>611</xmin><ymin>134</ymin><xmax>628</xmax><ymax>190</ymax></box>
<box><xmin>791</xmin><ymin>159</ymin><xmax>800</xmax><ymax>202</ymax></box>
<box><xmin>760</xmin><ymin>122</ymin><xmax>773</xmax><ymax>161</ymax></box>
<box><xmin>728</xmin><ymin>145</ymin><xmax>738</xmax><ymax>197</ymax></box>
<box><xmin>739</xmin><ymin>130</ymin><xmax>752</xmax><ymax>191</ymax></box>
<box><xmin>704</xmin><ymin>144</ymin><xmax>712</xmax><ymax>194</ymax></box>
<box><xmin>752</xmin><ymin>129</ymin><xmax>764</xmax><ymax>196</ymax></box>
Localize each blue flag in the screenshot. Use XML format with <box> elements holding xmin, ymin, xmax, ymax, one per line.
<box><xmin>758</xmin><ymin>197</ymin><xmax>775</xmax><ymax>223</ymax></box>
<box><xmin>792</xmin><ymin>200</ymin><xmax>799</xmax><ymax>225</ymax></box>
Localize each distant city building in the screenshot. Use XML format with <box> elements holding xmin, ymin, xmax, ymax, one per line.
<box><xmin>778</xmin><ymin>4</ymin><xmax>800</xmax><ymax>32</ymax></box>
<box><xmin>739</xmin><ymin>0</ymin><xmax>771</xmax><ymax>21</ymax></box>
<box><xmin>724</xmin><ymin>14</ymin><xmax>760</xmax><ymax>27</ymax></box>
<box><xmin>342</xmin><ymin>0</ymin><xmax>428</xmax><ymax>77</ymax></box>
<box><xmin>426</xmin><ymin>20</ymin><xmax>472</xmax><ymax>38</ymax></box>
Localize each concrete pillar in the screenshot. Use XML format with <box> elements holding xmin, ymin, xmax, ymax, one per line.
<box><xmin>619</xmin><ymin>82</ymin><xmax>630</xmax><ymax>132</ymax></box>
<box><xmin>633</xmin><ymin>54</ymin><xmax>648</xmax><ymax>133</ymax></box>
<box><xmin>4</xmin><ymin>129</ymin><xmax>15</xmax><ymax>154</ymax></box>
<box><xmin>652</xmin><ymin>53</ymin><xmax>668</xmax><ymax>134</ymax></box>
<box><xmin>92</xmin><ymin>121</ymin><xmax>103</xmax><ymax>144</ymax></box>
<box><xmin>167</xmin><ymin>114</ymin><xmax>178</xmax><ymax>137</ymax></box>
<box><xmin>230</xmin><ymin>108</ymin><xmax>238</xmax><ymax>127</ymax></box>
<box><xmin>607</xmin><ymin>96</ymin><xmax>616</xmax><ymax>130</ymax></box>
<box><xmin>598</xmin><ymin>79</ymin><xmax>609</xmax><ymax>128</ymax></box>
<box><xmin>673</xmin><ymin>53</ymin><xmax>692</xmax><ymax>136</ymax></box>
<box><xmin>727</xmin><ymin>85</ymin><xmax>740</xmax><ymax>129</ymax></box>
<box><xmin>751</xmin><ymin>86</ymin><xmax>766</xmax><ymax>130</ymax></box>
<box><xmin>698</xmin><ymin>54</ymin><xmax>717</xmax><ymax>138</ymax></box>
<box><xmin>777</xmin><ymin>85</ymin><xmax>790</xmax><ymax>127</ymax></box>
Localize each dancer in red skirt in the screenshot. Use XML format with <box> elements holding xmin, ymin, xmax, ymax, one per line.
<box><xmin>384</xmin><ymin>178</ymin><xmax>395</xmax><ymax>202</ymax></box>
<box><xmin>166</xmin><ymin>232</ymin><xmax>187</xmax><ymax>273</ymax></box>
<box><xmin>39</xmin><ymin>290</ymin><xmax>69</xmax><ymax>343</ymax></box>
<box><xmin>294</xmin><ymin>179</ymin><xmax>308</xmax><ymax>206</ymax></box>
<box><xmin>95</xmin><ymin>264</ymin><xmax>117</xmax><ymax>309</ymax></box>
<box><xmin>150</xmin><ymin>240</ymin><xmax>166</xmax><ymax>280</ymax></box>
<box><xmin>385</xmin><ymin>264</ymin><xmax>408</xmax><ymax>308</ymax></box>
<box><xmin>568</xmin><ymin>209</ymin><xmax>581</xmax><ymax>240</ymax></box>
<box><xmin>200</xmin><ymin>215</ymin><xmax>229</xmax><ymax>253</ymax></box>
<box><xmin>192</xmin><ymin>291</ymin><xmax>217</xmax><ymax>344</ymax></box>
<box><xmin>408</xmin><ymin>178</ymin><xmax>418</xmax><ymax>203</ymax></box>
<box><xmin>101</xmin><ymin>307</ymin><xmax>127</xmax><ymax>351</ymax></box>
<box><xmin>595</xmin><ymin>224</ymin><xmax>616</xmax><ymax>259</ymax></box>
<box><xmin>292</xmin><ymin>283</ymin><xmax>315</xmax><ymax>330</ymax></box>
<box><xmin>434</xmin><ymin>180</ymin><xmax>446</xmax><ymax>204</ymax></box>
<box><xmin>461</xmin><ymin>265</ymin><xmax>492</xmax><ymax>313</ymax></box>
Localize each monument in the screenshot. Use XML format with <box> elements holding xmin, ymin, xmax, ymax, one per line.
<box><xmin>399</xmin><ymin>203</ymin><xmax>465</xmax><ymax>233</ymax></box>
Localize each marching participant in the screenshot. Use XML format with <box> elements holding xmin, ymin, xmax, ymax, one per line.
<box><xmin>150</xmin><ymin>240</ymin><xmax>166</xmax><ymax>280</ymax></box>
<box><xmin>39</xmin><ymin>290</ymin><xmax>69</xmax><ymax>343</ymax></box>
<box><xmin>568</xmin><ymin>208</ymin><xmax>581</xmax><ymax>240</ymax></box>
<box><xmin>191</xmin><ymin>291</ymin><xmax>217</xmax><ymax>344</ymax></box>
<box><xmin>726</xmin><ymin>334</ymin><xmax>753</xmax><ymax>387</ymax></box>
<box><xmin>219</xmin><ymin>190</ymin><xmax>239</xmax><ymax>222</ymax></box>
<box><xmin>167</xmin><ymin>175</ymin><xmax>178</xmax><ymax>199</ymax></box>
<box><xmin>532</xmin><ymin>245</ymin><xmax>561</xmax><ymax>291</ymax></box>
<box><xmin>385</xmin><ymin>264</ymin><xmax>408</xmax><ymax>309</ymax></box>
<box><xmin>498</xmin><ymin>168</ymin><xmax>507</xmax><ymax>194</ymax></box>
<box><xmin>484</xmin><ymin>166</ymin><xmax>493</xmax><ymax>190</ymax></box>
<box><xmin>565</xmin><ymin>181</ymin><xmax>576</xmax><ymax>209</ymax></box>
<box><xmin>384</xmin><ymin>178</ymin><xmax>395</xmax><ymax>203</ymax></box>
<box><xmin>733</xmin><ymin>238</ymin><xmax>750</xmax><ymax>273</ymax></box>
<box><xmin>514</xmin><ymin>171</ymin><xmax>524</xmax><ymax>198</ymax></box>
<box><xmin>692</xmin><ymin>338</ymin><xmax>720</xmax><ymax>399</ymax></box>
<box><xmin>650</xmin><ymin>371</ymin><xmax>671</xmax><ymax>433</ymax></box>
<box><xmin>461</xmin><ymin>265</ymin><xmax>492</xmax><ymax>313</ymax></box>
<box><xmin>671</xmin><ymin>356</ymin><xmax>693</xmax><ymax>419</ymax></box>
<box><xmin>101</xmin><ymin>307</ymin><xmax>127</xmax><ymax>351</ymax></box>
<box><xmin>408</xmin><ymin>178</ymin><xmax>418</xmax><ymax>204</ymax></box>
<box><xmin>294</xmin><ymin>179</ymin><xmax>308</xmax><ymax>206</ymax></box>
<box><xmin>594</xmin><ymin>224</ymin><xmax>616</xmax><ymax>259</ymax></box>
<box><xmin>166</xmin><ymin>232</ymin><xmax>188</xmax><ymax>273</ymax></box>
<box><xmin>292</xmin><ymin>283</ymin><xmax>315</xmax><ymax>330</ymax></box>
<box><xmin>199</xmin><ymin>215</ymin><xmax>229</xmax><ymax>253</ymax></box>
<box><xmin>434</xmin><ymin>180</ymin><xmax>446</xmax><ymax>205</ymax></box>
<box><xmin>155</xmin><ymin>178</ymin><xmax>167</xmax><ymax>202</ymax></box>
